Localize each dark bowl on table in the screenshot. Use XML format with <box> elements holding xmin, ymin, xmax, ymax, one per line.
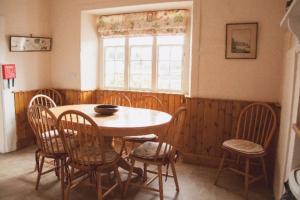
<box><xmin>94</xmin><ymin>104</ymin><xmax>118</xmax><ymax>115</ymax></box>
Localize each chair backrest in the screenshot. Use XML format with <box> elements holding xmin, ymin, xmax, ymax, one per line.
<box><xmin>156</xmin><ymin>106</ymin><xmax>187</xmax><ymax>161</ymax></box>
<box><xmin>57</xmin><ymin>110</ymin><xmax>107</xmax><ymax>166</ymax></box>
<box><xmin>37</xmin><ymin>88</ymin><xmax>63</xmax><ymax>106</ymax></box>
<box><xmin>102</xmin><ymin>93</ymin><xmax>132</xmax><ymax>107</ymax></box>
<box><xmin>27</xmin><ymin>105</ymin><xmax>63</xmax><ymax>155</ymax></box>
<box><xmin>236</xmin><ymin>103</ymin><xmax>277</xmax><ymax>149</ymax></box>
<box><xmin>136</xmin><ymin>95</ymin><xmax>163</xmax><ymax>110</ymax></box>
<box><xmin>29</xmin><ymin>94</ymin><xmax>57</xmax><ymax>108</ymax></box>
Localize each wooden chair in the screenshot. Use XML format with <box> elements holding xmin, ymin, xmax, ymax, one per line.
<box><xmin>29</xmin><ymin>94</ymin><xmax>57</xmax><ymax>171</ymax></box>
<box><xmin>214</xmin><ymin>103</ymin><xmax>277</xmax><ymax>198</ymax></box>
<box><xmin>124</xmin><ymin>107</ymin><xmax>187</xmax><ymax>200</ymax></box>
<box><xmin>27</xmin><ymin>105</ymin><xmax>67</xmax><ymax>193</ymax></box>
<box><xmin>37</xmin><ymin>88</ymin><xmax>63</xmax><ymax>106</ymax></box>
<box><xmin>120</xmin><ymin>95</ymin><xmax>163</xmax><ymax>158</ymax></box>
<box><xmin>57</xmin><ymin>110</ymin><xmax>122</xmax><ymax>200</ymax></box>
<box><xmin>29</xmin><ymin>94</ymin><xmax>57</xmax><ymax>108</ymax></box>
<box><xmin>102</xmin><ymin>92</ymin><xmax>131</xmax><ymax>107</ymax></box>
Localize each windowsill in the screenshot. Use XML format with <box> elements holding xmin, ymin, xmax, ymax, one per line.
<box><xmin>99</xmin><ymin>87</ymin><xmax>187</xmax><ymax>96</ymax></box>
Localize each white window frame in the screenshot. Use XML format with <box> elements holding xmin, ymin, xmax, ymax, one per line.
<box><xmin>99</xmin><ymin>35</ymin><xmax>190</xmax><ymax>94</ymax></box>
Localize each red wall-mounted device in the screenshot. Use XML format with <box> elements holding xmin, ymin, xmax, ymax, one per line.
<box><xmin>2</xmin><ymin>64</ymin><xmax>16</xmax><ymax>88</ymax></box>
<box><xmin>2</xmin><ymin>64</ymin><xmax>16</xmax><ymax>79</ymax></box>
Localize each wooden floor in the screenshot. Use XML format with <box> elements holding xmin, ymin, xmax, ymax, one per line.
<box><xmin>0</xmin><ymin>146</ymin><xmax>273</xmax><ymax>200</ymax></box>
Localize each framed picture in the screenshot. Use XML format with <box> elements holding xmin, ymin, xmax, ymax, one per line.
<box><xmin>225</xmin><ymin>23</ymin><xmax>258</xmax><ymax>59</ymax></box>
<box><xmin>10</xmin><ymin>36</ymin><xmax>52</xmax><ymax>52</ymax></box>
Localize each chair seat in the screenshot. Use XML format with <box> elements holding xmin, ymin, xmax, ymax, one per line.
<box><xmin>124</xmin><ymin>134</ymin><xmax>158</xmax><ymax>142</ymax></box>
<box><xmin>222</xmin><ymin>139</ymin><xmax>264</xmax><ymax>155</ymax></box>
<box><xmin>43</xmin><ymin>138</ymin><xmax>66</xmax><ymax>154</ymax></box>
<box><xmin>42</xmin><ymin>129</ymin><xmax>76</xmax><ymax>139</ymax></box>
<box><xmin>131</xmin><ymin>141</ymin><xmax>171</xmax><ymax>160</ymax></box>
<box><xmin>76</xmin><ymin>146</ymin><xmax>119</xmax><ymax>165</ymax></box>
<box><xmin>42</xmin><ymin>130</ymin><xmax>59</xmax><ymax>139</ymax></box>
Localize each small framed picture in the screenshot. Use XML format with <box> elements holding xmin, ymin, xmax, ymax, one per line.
<box><xmin>10</xmin><ymin>36</ymin><xmax>52</xmax><ymax>52</ymax></box>
<box><xmin>225</xmin><ymin>23</ymin><xmax>258</xmax><ymax>59</ymax></box>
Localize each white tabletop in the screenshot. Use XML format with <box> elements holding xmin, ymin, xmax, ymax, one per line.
<box><xmin>50</xmin><ymin>104</ymin><xmax>172</xmax><ymax>137</ymax></box>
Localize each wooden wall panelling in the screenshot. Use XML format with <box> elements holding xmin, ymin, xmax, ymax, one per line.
<box><xmin>195</xmin><ymin>99</ymin><xmax>205</xmax><ymax>154</ymax></box>
<box><xmin>14</xmin><ymin>89</ymin><xmax>281</xmax><ymax>181</ymax></box>
<box><xmin>183</xmin><ymin>98</ymin><xmax>192</xmax><ymax>153</ymax></box>
<box><xmin>14</xmin><ymin>90</ymin><xmax>37</xmax><ymax>149</ymax></box>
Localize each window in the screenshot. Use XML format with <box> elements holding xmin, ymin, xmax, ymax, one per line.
<box><xmin>101</xmin><ymin>35</ymin><xmax>187</xmax><ymax>93</ymax></box>
<box><xmin>103</xmin><ymin>38</ymin><xmax>125</xmax><ymax>88</ymax></box>
<box><xmin>157</xmin><ymin>35</ymin><xmax>184</xmax><ymax>91</ymax></box>
<box><xmin>129</xmin><ymin>37</ymin><xmax>153</xmax><ymax>90</ymax></box>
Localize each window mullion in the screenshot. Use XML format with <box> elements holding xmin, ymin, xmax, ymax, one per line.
<box><xmin>124</xmin><ymin>37</ymin><xmax>129</xmax><ymax>90</ymax></box>
<box><xmin>152</xmin><ymin>36</ymin><xmax>157</xmax><ymax>92</ymax></box>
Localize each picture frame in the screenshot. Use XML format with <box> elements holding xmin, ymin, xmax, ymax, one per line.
<box><xmin>10</xmin><ymin>36</ymin><xmax>52</xmax><ymax>52</ymax></box>
<box><xmin>225</xmin><ymin>23</ymin><xmax>258</xmax><ymax>59</ymax></box>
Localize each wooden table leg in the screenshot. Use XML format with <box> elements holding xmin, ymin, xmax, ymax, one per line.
<box><xmin>105</xmin><ymin>137</ymin><xmax>143</xmax><ymax>177</ymax></box>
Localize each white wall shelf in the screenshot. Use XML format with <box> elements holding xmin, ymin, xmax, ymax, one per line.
<box><xmin>281</xmin><ymin>0</ymin><xmax>300</xmax><ymax>43</ymax></box>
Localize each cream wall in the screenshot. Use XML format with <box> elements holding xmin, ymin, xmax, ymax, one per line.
<box><xmin>80</xmin><ymin>14</ymin><xmax>99</xmax><ymax>90</ymax></box>
<box><xmin>197</xmin><ymin>0</ymin><xmax>285</xmax><ymax>102</ymax></box>
<box><xmin>0</xmin><ymin>0</ymin><xmax>51</xmax><ymax>152</ymax></box>
<box><xmin>0</xmin><ymin>0</ymin><xmax>52</xmax><ymax>90</ymax></box>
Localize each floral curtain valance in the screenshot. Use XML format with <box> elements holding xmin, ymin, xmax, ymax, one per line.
<box><xmin>97</xmin><ymin>9</ymin><xmax>189</xmax><ymax>37</ymax></box>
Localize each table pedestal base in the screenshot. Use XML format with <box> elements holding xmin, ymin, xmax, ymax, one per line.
<box><xmin>106</xmin><ymin>137</ymin><xmax>143</xmax><ymax>177</ymax></box>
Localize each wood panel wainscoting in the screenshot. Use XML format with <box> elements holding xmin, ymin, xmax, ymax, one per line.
<box><xmin>14</xmin><ymin>89</ymin><xmax>281</xmax><ymax>182</ymax></box>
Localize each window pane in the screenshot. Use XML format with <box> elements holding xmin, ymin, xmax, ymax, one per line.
<box><xmin>158</xmin><ymin>46</ymin><xmax>171</xmax><ymax>61</ymax></box>
<box><xmin>129</xmin><ymin>45</ymin><xmax>152</xmax><ymax>89</ymax></box>
<box><xmin>157</xmin><ymin>45</ymin><xmax>183</xmax><ymax>91</ymax></box>
<box><xmin>105</xmin><ymin>47</ymin><xmax>124</xmax><ymax>61</ymax></box>
<box><xmin>131</xmin><ymin>47</ymin><xmax>152</xmax><ymax>61</ymax></box>
<box><xmin>103</xmin><ymin>40</ymin><xmax>125</xmax><ymax>88</ymax></box>
<box><xmin>157</xmin><ymin>35</ymin><xmax>184</xmax><ymax>45</ymax></box>
<box><xmin>104</xmin><ymin>61</ymin><xmax>124</xmax><ymax>88</ymax></box>
<box><xmin>171</xmin><ymin>46</ymin><xmax>183</xmax><ymax>61</ymax></box>
<box><xmin>129</xmin><ymin>36</ymin><xmax>153</xmax><ymax>45</ymax></box>
<box><xmin>103</xmin><ymin>37</ymin><xmax>125</xmax><ymax>46</ymax></box>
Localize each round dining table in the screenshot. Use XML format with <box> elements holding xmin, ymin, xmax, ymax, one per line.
<box><xmin>50</xmin><ymin>104</ymin><xmax>172</xmax><ymax>176</ymax></box>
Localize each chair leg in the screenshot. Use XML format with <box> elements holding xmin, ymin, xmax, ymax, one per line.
<box><xmin>244</xmin><ymin>158</ymin><xmax>250</xmax><ymax>198</ymax></box>
<box><xmin>170</xmin><ymin>161</ymin><xmax>179</xmax><ymax>192</ymax></box>
<box><xmin>114</xmin><ymin>165</ymin><xmax>123</xmax><ymax>192</ymax></box>
<box><xmin>120</xmin><ymin>139</ymin><xmax>126</xmax><ymax>156</ymax></box>
<box><xmin>64</xmin><ymin>185</ymin><xmax>71</xmax><ymax>200</ymax></box>
<box><xmin>158</xmin><ymin>165</ymin><xmax>164</xmax><ymax>200</ymax></box>
<box><xmin>214</xmin><ymin>152</ymin><xmax>227</xmax><ymax>185</ymax></box>
<box><xmin>34</xmin><ymin>149</ymin><xmax>40</xmax><ymax>172</ymax></box>
<box><xmin>143</xmin><ymin>163</ymin><xmax>148</xmax><ymax>182</ymax></box>
<box><xmin>55</xmin><ymin>159</ymin><xmax>60</xmax><ymax>180</ymax></box>
<box><xmin>124</xmin><ymin>159</ymin><xmax>135</xmax><ymax>196</ymax></box>
<box><xmin>36</xmin><ymin>156</ymin><xmax>45</xmax><ymax>190</ymax></box>
<box><xmin>61</xmin><ymin>158</ymin><xmax>66</xmax><ymax>200</ymax></box>
<box><xmin>261</xmin><ymin>157</ymin><xmax>268</xmax><ymax>186</ymax></box>
<box><xmin>96</xmin><ymin>172</ymin><xmax>103</xmax><ymax>200</ymax></box>
<box><xmin>64</xmin><ymin>167</ymin><xmax>71</xmax><ymax>200</ymax></box>
<box><xmin>131</xmin><ymin>142</ymin><xmax>135</xmax><ymax>150</ymax></box>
